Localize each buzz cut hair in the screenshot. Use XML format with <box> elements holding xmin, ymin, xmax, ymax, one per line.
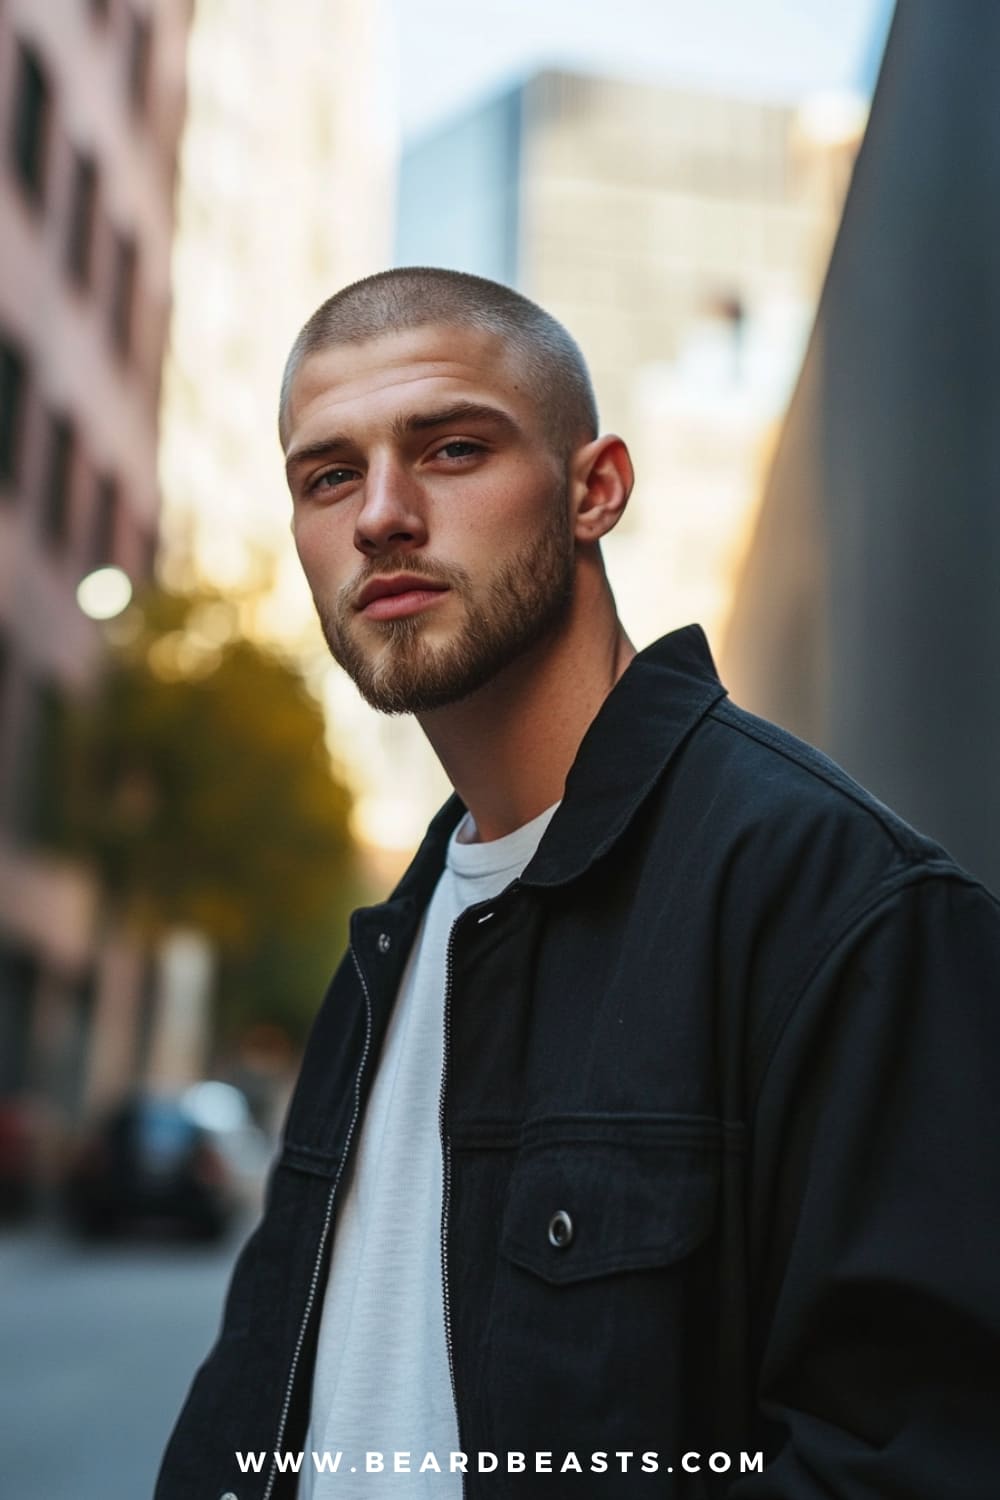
<box><xmin>278</xmin><ymin>266</ymin><xmax>599</xmax><ymax>459</ymax></box>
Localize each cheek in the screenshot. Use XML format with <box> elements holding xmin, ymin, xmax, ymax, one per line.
<box><xmin>453</xmin><ymin>475</ymin><xmax>557</xmax><ymax>554</ymax></box>
<box><xmin>486</xmin><ymin>491</ymin><xmax>565</xmax><ymax>561</ymax></box>
<box><xmin>292</xmin><ymin>510</ymin><xmax>351</xmax><ymax>581</ymax></box>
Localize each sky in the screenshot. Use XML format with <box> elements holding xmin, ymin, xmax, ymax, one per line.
<box><xmin>389</xmin><ymin>0</ymin><xmax>894</xmax><ymax>141</ymax></box>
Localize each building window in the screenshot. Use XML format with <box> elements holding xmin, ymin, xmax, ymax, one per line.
<box><xmin>35</xmin><ymin>682</ymin><xmax>65</xmax><ymax>847</ymax></box>
<box><xmin>91</xmin><ymin>472</ymin><xmax>119</xmax><ymax>567</ymax></box>
<box><xmin>9</xmin><ymin>41</ymin><xmax>51</xmax><ymax>203</ymax></box>
<box><xmin>0</xmin><ymin>338</ymin><xmax>29</xmax><ymax>488</ymax></box>
<box><xmin>42</xmin><ymin>414</ymin><xmax>75</xmax><ymax>550</ymax></box>
<box><xmin>0</xmin><ymin>629</ymin><xmax>9</xmax><ymax>717</ymax></box>
<box><xmin>109</xmin><ymin>232</ymin><xmax>138</xmax><ymax>356</ymax></box>
<box><xmin>126</xmin><ymin>11</ymin><xmax>153</xmax><ymax>115</ymax></box>
<box><xmin>0</xmin><ymin>635</ymin><xmax>9</xmax><ymax>788</ymax></box>
<box><xmin>10</xmin><ymin>676</ymin><xmax>64</xmax><ymax>847</ymax></box>
<box><xmin>65</xmin><ymin>153</ymin><xmax>99</xmax><ymax>287</ymax></box>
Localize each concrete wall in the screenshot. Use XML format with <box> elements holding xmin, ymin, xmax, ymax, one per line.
<box><xmin>723</xmin><ymin>0</ymin><xmax>1000</xmax><ymax>893</ymax></box>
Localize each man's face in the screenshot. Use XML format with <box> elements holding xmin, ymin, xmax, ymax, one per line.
<box><xmin>283</xmin><ymin>324</ymin><xmax>577</xmax><ymax>714</ymax></box>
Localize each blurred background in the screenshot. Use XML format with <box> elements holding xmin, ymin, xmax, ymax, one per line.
<box><xmin>2</xmin><ymin>0</ymin><xmax>998</xmax><ymax>1494</ymax></box>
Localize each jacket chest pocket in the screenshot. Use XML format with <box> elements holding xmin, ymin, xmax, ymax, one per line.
<box><xmin>479</xmin><ymin>1119</ymin><xmax>723</xmax><ymax>1467</ymax></box>
<box><xmin>500</xmin><ymin>1129</ymin><xmax>719</xmax><ymax>1284</ymax></box>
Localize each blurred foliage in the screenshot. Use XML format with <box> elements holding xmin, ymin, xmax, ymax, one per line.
<box><xmin>48</xmin><ymin>585</ymin><xmax>366</xmax><ymax>1045</ymax></box>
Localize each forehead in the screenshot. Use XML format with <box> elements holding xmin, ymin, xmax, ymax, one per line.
<box><xmin>283</xmin><ymin>324</ymin><xmax>538</xmax><ymax>452</ymax></box>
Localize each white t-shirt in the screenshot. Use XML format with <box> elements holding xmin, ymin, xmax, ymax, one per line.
<box><xmin>299</xmin><ymin>801</ymin><xmax>559</xmax><ymax>1497</ymax></box>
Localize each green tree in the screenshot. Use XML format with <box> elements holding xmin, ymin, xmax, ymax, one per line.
<box><xmin>52</xmin><ymin>586</ymin><xmax>366</xmax><ymax>1046</ymax></box>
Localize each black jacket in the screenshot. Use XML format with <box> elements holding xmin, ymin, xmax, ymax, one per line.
<box><xmin>157</xmin><ymin>625</ymin><xmax>1000</xmax><ymax>1499</ymax></box>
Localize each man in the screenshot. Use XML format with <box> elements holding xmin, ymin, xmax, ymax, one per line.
<box><xmin>157</xmin><ymin>268</ymin><xmax>1000</xmax><ymax>1499</ymax></box>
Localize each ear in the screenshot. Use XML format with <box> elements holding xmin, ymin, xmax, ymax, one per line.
<box><xmin>569</xmin><ymin>435</ymin><xmax>634</xmax><ymax>544</ymax></box>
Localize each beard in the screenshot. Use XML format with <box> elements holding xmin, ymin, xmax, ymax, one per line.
<box><xmin>315</xmin><ymin>492</ymin><xmax>576</xmax><ymax>715</ymax></box>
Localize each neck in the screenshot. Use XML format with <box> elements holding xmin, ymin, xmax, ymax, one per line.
<box><xmin>416</xmin><ymin>561</ymin><xmax>635</xmax><ymax>842</ymax></box>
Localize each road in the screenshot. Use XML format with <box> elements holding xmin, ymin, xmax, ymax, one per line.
<box><xmin>0</xmin><ymin>1216</ymin><xmax>253</xmax><ymax>1500</ymax></box>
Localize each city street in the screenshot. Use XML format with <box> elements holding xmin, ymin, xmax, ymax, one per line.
<box><xmin>1</xmin><ymin>1216</ymin><xmax>252</xmax><ymax>1500</ymax></box>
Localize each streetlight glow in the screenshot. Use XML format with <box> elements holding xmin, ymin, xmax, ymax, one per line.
<box><xmin>76</xmin><ymin>566</ymin><xmax>133</xmax><ymax>621</ymax></box>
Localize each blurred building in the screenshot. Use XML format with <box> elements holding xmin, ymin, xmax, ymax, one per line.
<box><xmin>722</xmin><ymin>2</ymin><xmax>1000</xmax><ymax>895</ymax></box>
<box><xmin>399</xmin><ymin>70</ymin><xmax>853</xmax><ymax>439</ymax></box>
<box><xmin>157</xmin><ymin>0</ymin><xmax>393</xmax><ymax>622</ymax></box>
<box><xmin>395</xmin><ymin>72</ymin><xmax>864</xmax><ymax>654</ymax></box>
<box><xmin>379</xmin><ymin>70</ymin><xmax>862</xmax><ymax>814</ymax></box>
<box><xmin>0</xmin><ymin>0</ymin><xmax>190</xmax><ymax>1162</ymax></box>
<box><xmin>154</xmin><ymin>0</ymin><xmax>410</xmax><ymax>851</ymax></box>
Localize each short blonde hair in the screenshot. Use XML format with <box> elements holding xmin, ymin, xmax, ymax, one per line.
<box><xmin>278</xmin><ymin>266</ymin><xmax>599</xmax><ymax>459</ymax></box>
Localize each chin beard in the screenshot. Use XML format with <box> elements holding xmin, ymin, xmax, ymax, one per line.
<box><xmin>317</xmin><ymin>509</ymin><xmax>575</xmax><ymax>716</ymax></box>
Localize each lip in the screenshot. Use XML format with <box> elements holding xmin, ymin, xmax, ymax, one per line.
<box><xmin>355</xmin><ymin>573</ymin><xmax>450</xmax><ymax>620</ymax></box>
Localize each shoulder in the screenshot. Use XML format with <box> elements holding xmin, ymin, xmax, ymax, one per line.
<box><xmin>710</xmin><ymin>697</ymin><xmax>938</xmax><ymax>854</ymax></box>
<box><xmin>644</xmin><ymin>694</ymin><xmax>978</xmax><ymax>1043</ymax></box>
<box><xmin>674</xmin><ymin>698</ymin><xmax>1000</xmax><ymax>1090</ymax></box>
<box><xmin>672</xmin><ymin>694</ymin><xmax>956</xmax><ymax>888</ymax></box>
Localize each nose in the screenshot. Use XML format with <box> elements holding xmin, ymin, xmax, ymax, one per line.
<box><xmin>353</xmin><ymin>457</ymin><xmax>427</xmax><ymax>557</ymax></box>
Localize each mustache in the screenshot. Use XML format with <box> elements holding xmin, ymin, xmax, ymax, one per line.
<box><xmin>339</xmin><ymin>554</ymin><xmax>472</xmax><ymax>612</ymax></box>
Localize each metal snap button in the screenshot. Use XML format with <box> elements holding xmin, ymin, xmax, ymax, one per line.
<box><xmin>220</xmin><ymin>1492</ymin><xmax>239</xmax><ymax>1500</ymax></box>
<box><xmin>548</xmin><ymin>1209</ymin><xmax>574</xmax><ymax>1248</ymax></box>
<box><xmin>377</xmin><ymin>932</ymin><xmax>391</xmax><ymax>954</ymax></box>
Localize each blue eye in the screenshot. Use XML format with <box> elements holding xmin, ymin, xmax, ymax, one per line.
<box><xmin>313</xmin><ymin>468</ymin><xmax>355</xmax><ymax>491</ymax></box>
<box><xmin>437</xmin><ymin>441</ymin><xmax>482</xmax><ymax>459</ymax></box>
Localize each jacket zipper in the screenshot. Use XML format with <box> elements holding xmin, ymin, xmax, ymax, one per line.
<box><xmin>260</xmin><ymin>945</ymin><xmax>374</xmax><ymax>1500</ymax></box>
<box><xmin>439</xmin><ymin>883</ymin><xmax>519</xmax><ymax>1500</ymax></box>
<box><xmin>438</xmin><ymin>919</ymin><xmax>466</xmax><ymax>1499</ymax></box>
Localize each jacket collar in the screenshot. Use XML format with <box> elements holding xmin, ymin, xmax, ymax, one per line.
<box><xmin>387</xmin><ymin>623</ymin><xmax>727</xmax><ymax>904</ymax></box>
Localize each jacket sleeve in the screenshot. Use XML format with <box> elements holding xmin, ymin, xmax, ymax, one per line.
<box><xmin>733</xmin><ymin>868</ymin><xmax>1000</xmax><ymax>1498</ymax></box>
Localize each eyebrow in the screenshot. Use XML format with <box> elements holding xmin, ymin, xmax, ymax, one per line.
<box><xmin>284</xmin><ymin>401</ymin><xmax>521</xmax><ymax>477</ymax></box>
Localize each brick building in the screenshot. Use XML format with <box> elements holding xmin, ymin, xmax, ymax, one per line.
<box><xmin>0</xmin><ymin>0</ymin><xmax>190</xmax><ymax>1170</ymax></box>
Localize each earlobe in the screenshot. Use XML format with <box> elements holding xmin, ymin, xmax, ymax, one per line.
<box><xmin>572</xmin><ymin>435</ymin><xmax>634</xmax><ymax>543</ymax></box>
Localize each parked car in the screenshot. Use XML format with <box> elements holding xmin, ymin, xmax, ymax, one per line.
<box><xmin>64</xmin><ymin>1089</ymin><xmax>250</xmax><ymax>1240</ymax></box>
<box><xmin>178</xmin><ymin>1079</ymin><xmax>272</xmax><ymax>1214</ymax></box>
